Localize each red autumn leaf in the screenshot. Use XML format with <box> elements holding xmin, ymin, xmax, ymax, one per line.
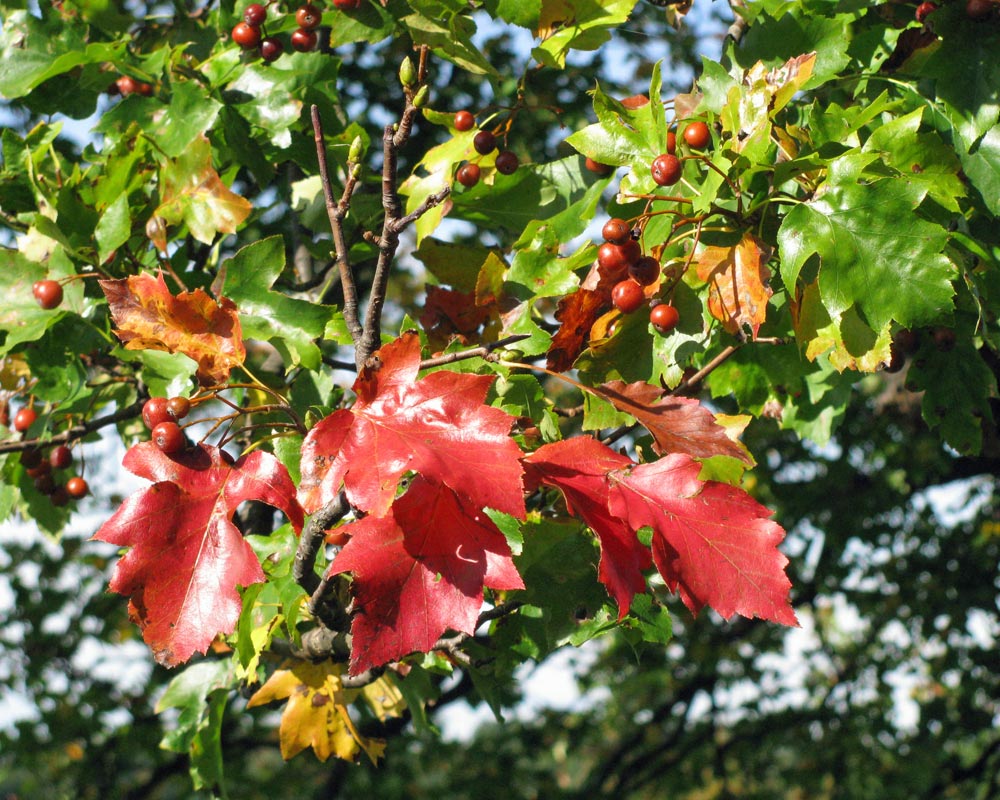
<box><xmin>100</xmin><ymin>271</ymin><xmax>246</xmax><ymax>385</ymax></box>
<box><xmin>298</xmin><ymin>332</ymin><xmax>525</xmax><ymax>519</ymax></box>
<box><xmin>695</xmin><ymin>232</ymin><xmax>773</xmax><ymax>339</ymax></box>
<box><xmin>546</xmin><ymin>288</ymin><xmax>607</xmax><ymax>373</ymax></box>
<box><xmin>525</xmin><ymin>438</ymin><xmax>797</xmax><ymax>626</ymax></box>
<box><xmin>419</xmin><ymin>286</ymin><xmax>492</xmax><ymax>343</ymax></box>
<box><xmin>92</xmin><ymin>443</ymin><xmax>304</xmax><ymax>667</ymax></box>
<box><xmin>523</xmin><ymin>438</ymin><xmax>650</xmax><ymax>617</ymax></box>
<box><xmin>594</xmin><ymin>380</ymin><xmax>753</xmax><ymax>464</ymax></box>
<box><xmin>329</xmin><ymin>476</ymin><xmax>524</xmax><ymax>675</ymax></box>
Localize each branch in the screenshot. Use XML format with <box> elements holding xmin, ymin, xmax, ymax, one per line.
<box><xmin>417</xmin><ymin>333</ymin><xmax>531</xmax><ymax>369</ymax></box>
<box><xmin>311</xmin><ymin>105</ymin><xmax>363</xmax><ymax>346</ymax></box>
<box><xmin>725</xmin><ymin>0</ymin><xmax>750</xmax><ymax>44</ymax></box>
<box><xmin>292</xmin><ymin>490</ymin><xmax>350</xmax><ymax>596</ymax></box>
<box><xmin>0</xmin><ymin>397</ymin><xmax>145</xmax><ymax>455</ymax></box>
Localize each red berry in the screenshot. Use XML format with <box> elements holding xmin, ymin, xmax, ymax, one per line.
<box><xmin>142</xmin><ymin>397</ymin><xmax>172</xmax><ymax>430</ymax></box>
<box><xmin>20</xmin><ymin>448</ymin><xmax>43</xmax><ymax>470</ymax></box>
<box><xmin>602</xmin><ymin>218</ymin><xmax>631</xmax><ymax>245</ymax></box>
<box><xmin>473</xmin><ymin>130</ymin><xmax>496</xmax><ymax>155</ymax></box>
<box><xmin>651</xmin><ymin>153</ymin><xmax>682</xmax><ymax>186</ymax></box>
<box><xmin>597</xmin><ymin>240</ymin><xmax>641</xmax><ymax>273</ymax></box>
<box><xmin>915</xmin><ymin>1</ymin><xmax>938</xmax><ymax>20</ymax></box>
<box><xmin>34</xmin><ymin>473</ymin><xmax>56</xmax><ymax>495</ymax></box>
<box><xmin>584</xmin><ymin>157</ymin><xmax>612</xmax><ymax>176</ymax></box>
<box><xmin>115</xmin><ymin>75</ymin><xmax>138</xmax><ymax>96</ymax></box>
<box><xmin>244</xmin><ymin>3</ymin><xmax>267</xmax><ymax>26</ymax></box>
<box><xmin>26</xmin><ymin>460</ymin><xmax>51</xmax><ymax>479</ymax></box>
<box><xmin>65</xmin><ymin>476</ymin><xmax>89</xmax><ymax>499</ymax></box>
<box><xmin>650</xmin><ymin>303</ymin><xmax>680</xmax><ymax>334</ymax></box>
<box><xmin>13</xmin><ymin>407</ymin><xmax>36</xmax><ymax>433</ymax></box>
<box><xmin>32</xmin><ymin>279</ymin><xmax>63</xmax><ymax>310</ymax></box>
<box><xmin>137</xmin><ymin>82</ymin><xmax>154</xmax><ymax>97</ymax></box>
<box><xmin>966</xmin><ymin>0</ymin><xmax>993</xmax><ymax>18</ymax></box>
<box><xmin>152</xmin><ymin>421</ymin><xmax>185</xmax><ymax>454</ymax></box>
<box><xmin>683</xmin><ymin>121</ymin><xmax>711</xmax><ymax>150</ymax></box>
<box><xmin>667</xmin><ymin>130</ymin><xmax>677</xmax><ymax>154</ymax></box>
<box><xmin>495</xmin><ymin>150</ymin><xmax>519</xmax><ymax>175</ymax></box>
<box><xmin>167</xmin><ymin>396</ymin><xmax>191</xmax><ymax>420</ymax></box>
<box><xmin>456</xmin><ymin>163</ymin><xmax>481</xmax><ymax>188</ymax></box>
<box><xmin>629</xmin><ymin>255</ymin><xmax>661</xmax><ymax>286</ymax></box>
<box><xmin>291</xmin><ymin>28</ymin><xmax>318</xmax><ymax>51</ymax></box>
<box><xmin>51</xmin><ymin>485</ymin><xmax>70</xmax><ymax>507</ymax></box>
<box><xmin>295</xmin><ymin>3</ymin><xmax>322</xmax><ymax>28</ymax></box>
<box><xmin>333</xmin><ymin>0</ymin><xmax>362</xmax><ymax>9</ymax></box>
<box><xmin>49</xmin><ymin>445</ymin><xmax>73</xmax><ymax>470</ymax></box>
<box><xmin>260</xmin><ymin>36</ymin><xmax>284</xmax><ymax>62</ymax></box>
<box><xmin>611</xmin><ymin>280</ymin><xmax>645</xmax><ymax>314</ymax></box>
<box><xmin>454</xmin><ymin>110</ymin><xmax>475</xmax><ymax>131</ymax></box>
<box><xmin>232</xmin><ymin>21</ymin><xmax>262</xmax><ymax>49</ymax></box>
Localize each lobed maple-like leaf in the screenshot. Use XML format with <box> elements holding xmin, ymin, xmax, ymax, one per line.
<box><xmin>695</xmin><ymin>232</ymin><xmax>773</xmax><ymax>339</ymax></box>
<box><xmin>247</xmin><ymin>659</ymin><xmax>386</xmax><ymax>763</ymax></box>
<box><xmin>93</xmin><ymin>443</ymin><xmax>303</xmax><ymax>667</ymax></box>
<box><xmin>329</xmin><ymin>476</ymin><xmax>524</xmax><ymax>675</ymax></box>
<box><xmin>100</xmin><ymin>271</ymin><xmax>246</xmax><ymax>385</ymax></box>
<box><xmin>525</xmin><ymin>438</ymin><xmax>797</xmax><ymax>625</ymax></box>
<box><xmin>546</xmin><ymin>288</ymin><xmax>607</xmax><ymax>373</ymax></box>
<box><xmin>594</xmin><ymin>380</ymin><xmax>753</xmax><ymax>464</ymax></box>
<box><xmin>298</xmin><ymin>332</ymin><xmax>525</xmax><ymax>519</ymax></box>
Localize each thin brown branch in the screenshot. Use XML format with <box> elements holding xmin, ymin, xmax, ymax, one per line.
<box><xmin>417</xmin><ymin>333</ymin><xmax>531</xmax><ymax>369</ymax></box>
<box><xmin>0</xmin><ymin>398</ymin><xmax>145</xmax><ymax>455</ymax></box>
<box><xmin>311</xmin><ymin>105</ymin><xmax>363</xmax><ymax>346</ymax></box>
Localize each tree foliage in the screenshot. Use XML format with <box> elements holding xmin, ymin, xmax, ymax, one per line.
<box><xmin>0</xmin><ymin>0</ymin><xmax>998</xmax><ymax>795</ymax></box>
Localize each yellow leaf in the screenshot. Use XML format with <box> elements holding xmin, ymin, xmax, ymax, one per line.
<box><xmin>247</xmin><ymin>660</ymin><xmax>386</xmax><ymax>764</ymax></box>
<box><xmin>695</xmin><ymin>232</ymin><xmax>773</xmax><ymax>338</ymax></box>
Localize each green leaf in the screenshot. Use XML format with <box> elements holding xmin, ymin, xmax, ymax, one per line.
<box><xmin>730</xmin><ymin>12</ymin><xmax>852</xmax><ymax>88</ymax></box>
<box><xmin>225</xmin><ymin>66</ymin><xmax>305</xmax><ymax>149</ymax></box>
<box><xmin>960</xmin><ymin>125</ymin><xmax>1000</xmax><ymax>217</ymax></box>
<box><xmin>531</xmin><ymin>0</ymin><xmax>637</xmax><ymax>69</ymax></box>
<box><xmin>402</xmin><ymin>12</ymin><xmax>497</xmax><ymax>76</ymax></box>
<box><xmin>149</xmin><ymin>79</ymin><xmax>222</xmax><ymax>159</ymax></box>
<box><xmin>862</xmin><ymin>108</ymin><xmax>965</xmax><ymax>212</ymax></box>
<box><xmin>777</xmin><ymin>155</ymin><xmax>956</xmax><ymax>331</ymax></box>
<box><xmin>919</xmin><ymin>17</ymin><xmax>1000</xmax><ymax>152</ymax></box>
<box><xmin>908</xmin><ymin>342</ymin><xmax>996</xmax><ymax>455</ymax></box>
<box><xmin>95</xmin><ymin>191</ymin><xmax>132</xmax><ymax>265</ymax></box>
<box><xmin>157</xmin><ymin>660</ymin><xmax>234</xmax><ymax>795</ymax></box>
<box><xmin>219</xmin><ymin>236</ymin><xmax>336</xmax><ymax>370</ymax></box>
<box><xmin>414</xmin><ymin>237</ymin><xmax>497</xmax><ymax>293</ymax></box>
<box><xmin>0</xmin><ymin>11</ymin><xmax>123</xmax><ymax>98</ymax></box>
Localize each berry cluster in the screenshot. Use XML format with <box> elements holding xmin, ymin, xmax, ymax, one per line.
<box><xmin>598</xmin><ymin>219</ymin><xmax>680</xmax><ymax>334</ymax></box>
<box><xmin>19</xmin><ymin>443</ymin><xmax>89</xmax><ymax>506</ymax></box>
<box><xmin>142</xmin><ymin>396</ymin><xmax>192</xmax><ymax>455</ymax></box>
<box><xmin>9</xmin><ymin>407</ymin><xmax>89</xmax><ymax>506</ymax></box>
<box><xmin>232</xmin><ymin>0</ymin><xmax>362</xmax><ymax>61</ymax></box>
<box><xmin>108</xmin><ymin>75</ymin><xmax>154</xmax><ymax>97</ymax></box>
<box><xmin>453</xmin><ymin>110</ymin><xmax>520</xmax><ymax>188</ymax></box>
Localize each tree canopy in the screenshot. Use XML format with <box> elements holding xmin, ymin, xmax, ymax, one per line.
<box><xmin>0</xmin><ymin>0</ymin><xmax>998</xmax><ymax>796</ymax></box>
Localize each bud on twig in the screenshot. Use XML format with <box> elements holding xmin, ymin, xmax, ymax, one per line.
<box><xmin>398</xmin><ymin>56</ymin><xmax>416</xmax><ymax>87</ymax></box>
<box><xmin>412</xmin><ymin>84</ymin><xmax>429</xmax><ymax>109</ymax></box>
<box><xmin>348</xmin><ymin>135</ymin><xmax>364</xmax><ymax>164</ymax></box>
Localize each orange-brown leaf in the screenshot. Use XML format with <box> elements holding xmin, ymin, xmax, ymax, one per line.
<box><xmin>595</xmin><ymin>380</ymin><xmax>753</xmax><ymax>464</ymax></box>
<box><xmin>695</xmin><ymin>232</ymin><xmax>773</xmax><ymax>339</ymax></box>
<box><xmin>100</xmin><ymin>271</ymin><xmax>246</xmax><ymax>385</ymax></box>
<box><xmin>547</xmin><ymin>289</ymin><xmax>607</xmax><ymax>372</ymax></box>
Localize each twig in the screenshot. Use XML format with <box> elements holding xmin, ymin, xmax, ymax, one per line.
<box><xmin>0</xmin><ymin>398</ymin><xmax>145</xmax><ymax>455</ymax></box>
<box><xmin>418</xmin><ymin>333</ymin><xmax>531</xmax><ymax>369</ymax></box>
<box><xmin>292</xmin><ymin>490</ymin><xmax>350</xmax><ymax>596</ymax></box>
<box><xmin>311</xmin><ymin>105</ymin><xmax>363</xmax><ymax>346</ymax></box>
